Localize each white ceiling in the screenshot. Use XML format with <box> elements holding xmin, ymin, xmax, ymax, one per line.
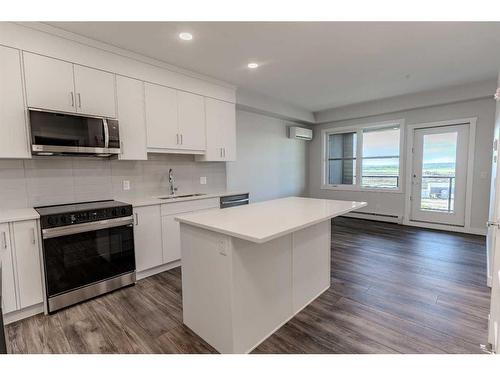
<box><xmin>46</xmin><ymin>22</ymin><xmax>500</xmax><ymax>112</ymax></box>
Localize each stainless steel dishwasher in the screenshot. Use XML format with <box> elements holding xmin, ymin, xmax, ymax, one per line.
<box><xmin>220</xmin><ymin>193</ymin><xmax>249</xmax><ymax>209</ymax></box>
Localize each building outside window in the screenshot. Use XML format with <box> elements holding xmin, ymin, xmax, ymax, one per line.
<box><xmin>323</xmin><ymin>121</ymin><xmax>403</xmax><ymax>192</ymax></box>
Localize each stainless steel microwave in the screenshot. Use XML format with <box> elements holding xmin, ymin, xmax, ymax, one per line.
<box><xmin>29</xmin><ymin>109</ymin><xmax>121</xmax><ymax>157</ymax></box>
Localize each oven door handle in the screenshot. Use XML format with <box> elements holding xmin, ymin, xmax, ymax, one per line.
<box><xmin>42</xmin><ymin>216</ymin><xmax>134</xmax><ymax>239</ymax></box>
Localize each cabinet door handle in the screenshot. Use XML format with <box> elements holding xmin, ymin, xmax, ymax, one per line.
<box><xmin>180</xmin><ymin>134</ymin><xmax>183</xmax><ymax>145</ymax></box>
<box><xmin>135</xmin><ymin>213</ymin><xmax>139</xmax><ymax>226</ymax></box>
<box><xmin>220</xmin><ymin>148</ymin><xmax>222</xmax><ymax>157</ymax></box>
<box><xmin>176</xmin><ymin>134</ymin><xmax>179</xmax><ymax>145</ymax></box>
<box><xmin>1</xmin><ymin>232</ymin><xmax>6</xmax><ymax>249</ymax></box>
<box><xmin>223</xmin><ymin>148</ymin><xmax>226</xmax><ymax>158</ymax></box>
<box><xmin>77</xmin><ymin>93</ymin><xmax>82</xmax><ymax>108</ymax></box>
<box><xmin>70</xmin><ymin>92</ymin><xmax>75</xmax><ymax>107</ymax></box>
<box><xmin>31</xmin><ymin>228</ymin><xmax>36</xmax><ymax>245</ymax></box>
<box><xmin>120</xmin><ymin>141</ymin><xmax>124</xmax><ymax>153</ymax></box>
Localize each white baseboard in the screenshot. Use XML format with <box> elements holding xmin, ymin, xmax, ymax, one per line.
<box><xmin>403</xmin><ymin>219</ymin><xmax>487</xmax><ymax>236</ymax></box>
<box><xmin>136</xmin><ymin>260</ymin><xmax>181</xmax><ymax>281</ymax></box>
<box><xmin>341</xmin><ymin>212</ymin><xmax>487</xmax><ymax>236</ymax></box>
<box><xmin>340</xmin><ymin>211</ymin><xmax>402</xmax><ymax>224</ymax></box>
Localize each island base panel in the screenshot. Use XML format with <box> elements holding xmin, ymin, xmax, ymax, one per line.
<box><xmin>180</xmin><ymin>220</ymin><xmax>331</xmax><ymax>354</ymax></box>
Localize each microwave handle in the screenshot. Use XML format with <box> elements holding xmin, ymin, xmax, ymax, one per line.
<box><xmin>103</xmin><ymin>119</ymin><xmax>109</xmax><ymax>148</ymax></box>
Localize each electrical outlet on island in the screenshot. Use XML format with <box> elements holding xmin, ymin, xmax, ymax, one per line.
<box><xmin>122</xmin><ymin>180</ymin><xmax>131</xmax><ymax>191</ymax></box>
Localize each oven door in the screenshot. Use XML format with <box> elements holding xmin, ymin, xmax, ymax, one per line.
<box><xmin>41</xmin><ymin>217</ymin><xmax>135</xmax><ymax>304</ymax></box>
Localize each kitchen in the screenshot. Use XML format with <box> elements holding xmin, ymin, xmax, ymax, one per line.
<box><xmin>1</xmin><ymin>9</ymin><xmax>500</xmax><ymax>372</ymax></box>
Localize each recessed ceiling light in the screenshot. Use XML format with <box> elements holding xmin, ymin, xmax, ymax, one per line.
<box><xmin>179</xmin><ymin>32</ymin><xmax>193</xmax><ymax>41</ymax></box>
<box><xmin>247</xmin><ymin>62</ymin><xmax>259</xmax><ymax>69</ymax></box>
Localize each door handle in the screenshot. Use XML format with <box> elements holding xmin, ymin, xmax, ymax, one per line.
<box><xmin>77</xmin><ymin>93</ymin><xmax>82</xmax><ymax>108</ymax></box>
<box><xmin>180</xmin><ymin>134</ymin><xmax>183</xmax><ymax>145</ymax></box>
<box><xmin>31</xmin><ymin>228</ymin><xmax>36</xmax><ymax>245</ymax></box>
<box><xmin>176</xmin><ymin>134</ymin><xmax>179</xmax><ymax>145</ymax></box>
<box><xmin>70</xmin><ymin>92</ymin><xmax>75</xmax><ymax>107</ymax></box>
<box><xmin>1</xmin><ymin>231</ymin><xmax>6</xmax><ymax>249</ymax></box>
<box><xmin>487</xmin><ymin>221</ymin><xmax>500</xmax><ymax>229</ymax></box>
<box><xmin>135</xmin><ymin>213</ymin><xmax>139</xmax><ymax>226</ymax></box>
<box><xmin>223</xmin><ymin>148</ymin><xmax>226</xmax><ymax>158</ymax></box>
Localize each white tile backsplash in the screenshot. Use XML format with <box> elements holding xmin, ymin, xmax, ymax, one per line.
<box><xmin>0</xmin><ymin>154</ymin><xmax>226</xmax><ymax>209</ymax></box>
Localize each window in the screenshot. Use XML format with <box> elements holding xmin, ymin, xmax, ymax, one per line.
<box><xmin>327</xmin><ymin>132</ymin><xmax>357</xmax><ymax>185</ymax></box>
<box><xmin>361</xmin><ymin>126</ymin><xmax>400</xmax><ymax>189</ymax></box>
<box><xmin>323</xmin><ymin>122</ymin><xmax>402</xmax><ymax>191</ymax></box>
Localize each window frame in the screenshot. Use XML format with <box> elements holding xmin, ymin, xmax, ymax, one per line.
<box><xmin>321</xmin><ymin>119</ymin><xmax>405</xmax><ymax>193</ymax></box>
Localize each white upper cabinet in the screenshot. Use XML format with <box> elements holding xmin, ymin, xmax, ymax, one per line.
<box><xmin>73</xmin><ymin>64</ymin><xmax>116</xmax><ymax>118</ymax></box>
<box><xmin>116</xmin><ymin>76</ymin><xmax>147</xmax><ymax>160</ymax></box>
<box><xmin>12</xmin><ymin>220</ymin><xmax>43</xmax><ymax>309</ymax></box>
<box><xmin>23</xmin><ymin>52</ymin><xmax>116</xmax><ymax>118</ymax></box>
<box><xmin>0</xmin><ymin>46</ymin><xmax>30</xmax><ymax>159</ymax></box>
<box><xmin>0</xmin><ymin>223</ymin><xmax>17</xmax><ymax>314</ymax></box>
<box><xmin>196</xmin><ymin>98</ymin><xmax>236</xmax><ymax>162</ymax></box>
<box><xmin>145</xmin><ymin>82</ymin><xmax>179</xmax><ymax>150</ymax></box>
<box><xmin>23</xmin><ymin>52</ymin><xmax>76</xmax><ymax>113</ymax></box>
<box><xmin>177</xmin><ymin>91</ymin><xmax>206</xmax><ymax>152</ymax></box>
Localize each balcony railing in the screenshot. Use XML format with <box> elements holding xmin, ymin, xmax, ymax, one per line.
<box><xmin>420</xmin><ymin>175</ymin><xmax>455</xmax><ymax>212</ymax></box>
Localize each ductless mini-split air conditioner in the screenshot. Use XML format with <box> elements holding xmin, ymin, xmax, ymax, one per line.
<box><xmin>288</xmin><ymin>126</ymin><xmax>313</xmax><ymax>141</ymax></box>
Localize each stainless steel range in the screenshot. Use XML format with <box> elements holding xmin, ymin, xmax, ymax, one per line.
<box><xmin>35</xmin><ymin>200</ymin><xmax>136</xmax><ymax>314</ymax></box>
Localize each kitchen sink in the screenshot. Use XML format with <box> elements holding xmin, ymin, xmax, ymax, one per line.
<box><xmin>157</xmin><ymin>193</ymin><xmax>207</xmax><ymax>200</ymax></box>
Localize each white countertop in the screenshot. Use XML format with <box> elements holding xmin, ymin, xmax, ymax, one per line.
<box><xmin>0</xmin><ymin>208</ymin><xmax>39</xmax><ymax>224</ymax></box>
<box><xmin>119</xmin><ymin>191</ymin><xmax>248</xmax><ymax>208</ymax></box>
<box><xmin>0</xmin><ymin>191</ymin><xmax>248</xmax><ymax>223</ymax></box>
<box><xmin>176</xmin><ymin>196</ymin><xmax>367</xmax><ymax>243</ymax></box>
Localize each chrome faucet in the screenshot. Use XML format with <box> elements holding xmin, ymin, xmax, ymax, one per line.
<box><xmin>168</xmin><ymin>168</ymin><xmax>176</xmax><ymax>196</ymax></box>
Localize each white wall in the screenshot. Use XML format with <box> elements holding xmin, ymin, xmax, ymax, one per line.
<box><xmin>236</xmin><ymin>88</ymin><xmax>315</xmax><ymax>124</ymax></box>
<box><xmin>227</xmin><ymin>110</ymin><xmax>308</xmax><ymax>203</ymax></box>
<box><xmin>315</xmin><ymin>79</ymin><xmax>496</xmax><ymax>123</ymax></box>
<box><xmin>308</xmin><ymin>97</ymin><xmax>496</xmax><ymax>233</ymax></box>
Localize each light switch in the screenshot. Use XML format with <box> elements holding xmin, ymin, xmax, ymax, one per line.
<box><xmin>200</xmin><ymin>176</ymin><xmax>207</xmax><ymax>185</ymax></box>
<box><xmin>122</xmin><ymin>180</ymin><xmax>131</xmax><ymax>190</ymax></box>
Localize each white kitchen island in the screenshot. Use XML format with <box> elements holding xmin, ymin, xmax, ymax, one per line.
<box><xmin>176</xmin><ymin>196</ymin><xmax>366</xmax><ymax>353</ymax></box>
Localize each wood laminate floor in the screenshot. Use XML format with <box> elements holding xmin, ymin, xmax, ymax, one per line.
<box><xmin>6</xmin><ymin>218</ymin><xmax>490</xmax><ymax>354</ymax></box>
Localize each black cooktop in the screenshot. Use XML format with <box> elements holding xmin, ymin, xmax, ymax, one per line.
<box><xmin>35</xmin><ymin>200</ymin><xmax>129</xmax><ymax>216</ymax></box>
<box><xmin>35</xmin><ymin>200</ymin><xmax>133</xmax><ymax>229</ymax></box>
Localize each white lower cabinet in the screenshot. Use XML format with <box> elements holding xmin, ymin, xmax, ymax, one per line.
<box><xmin>133</xmin><ymin>198</ymin><xmax>220</xmax><ymax>275</ymax></box>
<box><xmin>133</xmin><ymin>205</ymin><xmax>164</xmax><ymax>272</ymax></box>
<box><xmin>0</xmin><ymin>223</ymin><xmax>17</xmax><ymax>314</ymax></box>
<box><xmin>12</xmin><ymin>220</ymin><xmax>44</xmax><ymax>309</ymax></box>
<box><xmin>1</xmin><ymin>219</ymin><xmax>44</xmax><ymax>319</ymax></box>
<box><xmin>162</xmin><ymin>215</ymin><xmax>181</xmax><ymax>264</ymax></box>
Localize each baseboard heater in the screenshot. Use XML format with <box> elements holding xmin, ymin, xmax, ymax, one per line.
<box><xmin>340</xmin><ymin>211</ymin><xmax>401</xmax><ymax>223</ymax></box>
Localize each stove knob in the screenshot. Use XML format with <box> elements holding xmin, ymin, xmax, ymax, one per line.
<box><xmin>112</xmin><ymin>208</ymin><xmax>118</xmax><ymax>217</ymax></box>
<box><xmin>48</xmin><ymin>217</ymin><xmax>55</xmax><ymax>226</ymax></box>
<box><xmin>120</xmin><ymin>208</ymin><xmax>126</xmax><ymax>216</ymax></box>
<box><xmin>60</xmin><ymin>216</ymin><xmax>67</xmax><ymax>224</ymax></box>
